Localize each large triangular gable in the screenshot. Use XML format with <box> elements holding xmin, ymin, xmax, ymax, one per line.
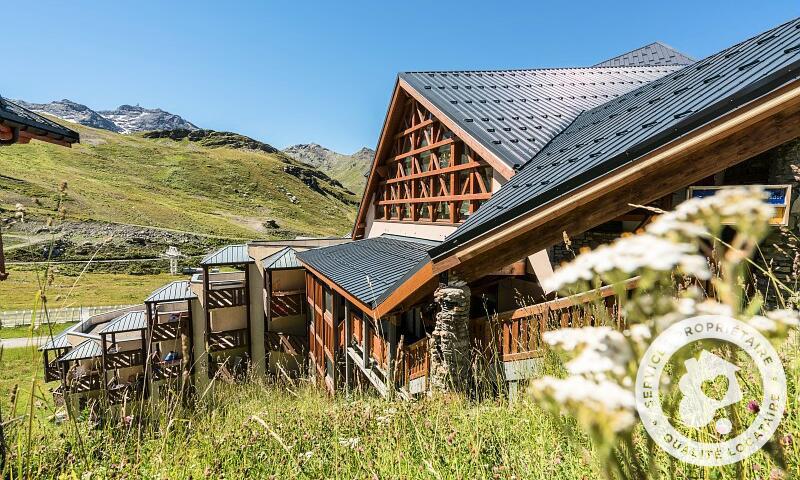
<box><xmin>353</xmin><ymin>81</ymin><xmax>513</xmax><ymax>238</ymax></box>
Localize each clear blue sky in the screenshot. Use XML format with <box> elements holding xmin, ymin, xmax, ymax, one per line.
<box><xmin>3</xmin><ymin>1</ymin><xmax>798</xmax><ymax>153</ymax></box>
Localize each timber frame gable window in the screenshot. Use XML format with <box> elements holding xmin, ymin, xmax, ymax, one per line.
<box><xmin>373</xmin><ymin>97</ymin><xmax>493</xmax><ymax>224</ymax></box>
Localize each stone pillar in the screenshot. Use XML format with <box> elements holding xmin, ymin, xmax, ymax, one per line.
<box><xmin>760</xmin><ymin>139</ymin><xmax>800</xmax><ymax>307</ymax></box>
<box><xmin>429</xmin><ymin>279</ymin><xmax>471</xmax><ymax>394</ymax></box>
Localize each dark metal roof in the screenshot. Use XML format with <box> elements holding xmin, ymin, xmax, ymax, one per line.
<box><xmin>200</xmin><ymin>244</ymin><xmax>253</xmax><ymax>266</ymax></box>
<box><xmin>399</xmin><ymin>65</ymin><xmax>681</xmax><ymax>168</ymax></box>
<box><xmin>594</xmin><ymin>42</ymin><xmax>695</xmax><ymax>68</ymax></box>
<box><xmin>99</xmin><ymin>311</ymin><xmax>147</xmax><ymax>334</ymax></box>
<box><xmin>145</xmin><ymin>280</ymin><xmax>196</xmax><ymax>303</ymax></box>
<box><xmin>0</xmin><ymin>96</ymin><xmax>80</xmax><ymax>144</ymax></box>
<box><xmin>262</xmin><ymin>247</ymin><xmax>302</xmax><ymax>270</ymax></box>
<box><xmin>296</xmin><ymin>235</ymin><xmax>436</xmax><ymax>307</ymax></box>
<box><xmin>57</xmin><ymin>339</ymin><xmax>102</xmax><ymax>362</ymax></box>
<box><xmin>431</xmin><ymin>17</ymin><xmax>800</xmax><ymax>260</ymax></box>
<box><xmin>40</xmin><ymin>332</ymin><xmax>71</xmax><ymax>351</ymax></box>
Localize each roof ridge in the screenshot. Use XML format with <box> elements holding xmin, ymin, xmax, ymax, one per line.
<box><xmin>399</xmin><ymin>65</ymin><xmax>680</xmax><ymax>76</ymax></box>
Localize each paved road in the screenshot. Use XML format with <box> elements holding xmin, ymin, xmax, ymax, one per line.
<box><xmin>0</xmin><ymin>336</ymin><xmax>48</xmax><ymax>349</ymax></box>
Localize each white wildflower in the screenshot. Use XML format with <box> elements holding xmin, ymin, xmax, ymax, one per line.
<box><xmin>627</xmin><ymin>324</ymin><xmax>651</xmax><ymax>343</ymax></box>
<box><xmin>677</xmin><ymin>297</ymin><xmax>698</xmax><ymax>315</ymax></box>
<box><xmin>747</xmin><ymin>315</ymin><xmax>778</xmax><ymax>332</ymax></box>
<box><xmin>338</xmin><ymin>437</ymin><xmax>360</xmax><ymax>449</ymax></box>
<box><xmin>695</xmin><ymin>301</ymin><xmax>734</xmax><ymax>317</ymax></box>
<box><xmin>544</xmin><ymin>327</ymin><xmax>631</xmax><ymax>377</ymax></box>
<box><xmin>543</xmin><ymin>234</ymin><xmax>710</xmax><ymax>292</ymax></box>
<box><xmin>532</xmin><ymin>376</ymin><xmax>636</xmax><ymax>432</ymax></box>
<box><xmin>646</xmin><ymin>216</ymin><xmax>708</xmax><ymax>238</ymax></box>
<box><xmin>766</xmin><ymin>309</ymin><xmax>800</xmax><ymax>328</ymax></box>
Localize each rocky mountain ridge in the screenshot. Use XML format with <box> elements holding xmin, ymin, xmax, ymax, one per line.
<box><xmin>13</xmin><ymin>98</ymin><xmax>197</xmax><ymax>134</ymax></box>
<box><xmin>282</xmin><ymin>143</ymin><xmax>374</xmax><ymax>193</ymax></box>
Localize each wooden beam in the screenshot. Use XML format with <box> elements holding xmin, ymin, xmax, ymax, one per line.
<box><xmin>380</xmin><ymin>160</ymin><xmax>482</xmax><ymax>185</ymax></box>
<box><xmin>394</xmin><ymin>118</ymin><xmax>434</xmax><ymax>139</ymax></box>
<box><xmin>377</xmin><ymin>193</ymin><xmax>491</xmax><ymax>205</ymax></box>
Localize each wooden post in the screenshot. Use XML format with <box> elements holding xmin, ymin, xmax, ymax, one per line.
<box><xmin>387</xmin><ymin>317</ymin><xmax>398</xmax><ymax>398</ymax></box>
<box><xmin>343</xmin><ymin>301</ymin><xmax>352</xmax><ymax>394</ymax></box>
<box><xmin>202</xmin><ymin>265</ymin><xmax>211</xmax><ymax>371</ymax></box>
<box><xmin>244</xmin><ymin>264</ymin><xmax>252</xmax><ymax>365</ymax></box>
<box><xmin>141</xmin><ymin>321</ymin><xmax>151</xmax><ymax>402</ymax></box>
<box><xmin>363</xmin><ymin>317</ymin><xmax>370</xmax><ymax>369</ymax></box>
<box><xmin>183</xmin><ymin>300</ymin><xmax>193</xmax><ymax>378</ymax></box>
<box><xmin>101</xmin><ymin>333</ymin><xmax>108</xmax><ymax>397</ymax></box>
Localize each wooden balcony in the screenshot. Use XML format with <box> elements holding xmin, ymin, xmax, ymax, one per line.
<box><xmin>105</xmin><ymin>350</ymin><xmax>145</xmax><ymax>369</ymax></box>
<box><xmin>270</xmin><ymin>291</ymin><xmax>304</xmax><ymax>318</ymax></box>
<box><xmin>208</xmin><ymin>328</ymin><xmax>248</xmax><ymax>352</ymax></box>
<box><xmin>106</xmin><ymin>383</ymin><xmax>142</xmax><ymax>405</ymax></box>
<box><xmin>152</xmin><ymin>361</ymin><xmax>183</xmax><ymax>381</ymax></box>
<box><xmin>44</xmin><ymin>363</ymin><xmax>60</xmax><ymax>383</ymax></box>
<box><xmin>151</xmin><ymin>320</ymin><xmax>184</xmax><ymax>342</ymax></box>
<box><xmin>489</xmin><ymin>278</ymin><xmax>637</xmax><ymax>362</ymax></box>
<box><xmin>265</xmin><ymin>331</ymin><xmax>306</xmax><ymax>356</ymax></box>
<box><xmin>69</xmin><ymin>373</ymin><xmax>102</xmax><ymax>393</ymax></box>
<box><xmin>207</xmin><ymin>287</ymin><xmax>247</xmax><ymax>310</ymax></box>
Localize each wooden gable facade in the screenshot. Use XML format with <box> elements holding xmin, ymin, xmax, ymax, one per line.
<box><xmin>355</xmin><ymin>84</ymin><xmax>512</xmax><ymax>239</ymax></box>
<box><xmin>373</xmin><ymin>95</ymin><xmax>494</xmax><ymax>224</ymax></box>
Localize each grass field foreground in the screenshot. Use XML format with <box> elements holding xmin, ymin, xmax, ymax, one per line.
<box><xmin>0</xmin><ymin>344</ymin><xmax>797</xmax><ymax>479</ymax></box>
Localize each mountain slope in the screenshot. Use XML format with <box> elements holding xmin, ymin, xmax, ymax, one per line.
<box><xmin>0</xmin><ymin>120</ymin><xmax>357</xmax><ymax>239</ymax></box>
<box><xmin>13</xmin><ymin>99</ymin><xmax>197</xmax><ymax>133</ymax></box>
<box><xmin>283</xmin><ymin>143</ymin><xmax>373</xmax><ymax>194</ymax></box>
<box><xmin>142</xmin><ymin>129</ymin><xmax>278</xmax><ymax>154</ymax></box>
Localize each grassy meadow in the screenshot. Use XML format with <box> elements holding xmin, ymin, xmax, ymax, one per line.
<box><xmin>0</xmin><ymin>269</ymin><xmax>179</xmax><ymax>311</ymax></box>
<box><xmin>0</xmin><ymin>342</ymin><xmax>797</xmax><ymax>479</ymax></box>
<box><xmin>0</xmin><ymin>121</ymin><xmax>356</xmax><ymax>238</ymax></box>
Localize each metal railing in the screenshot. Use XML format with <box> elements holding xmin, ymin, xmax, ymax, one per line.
<box><xmin>0</xmin><ymin>304</ymin><xmax>137</xmax><ymax>329</ymax></box>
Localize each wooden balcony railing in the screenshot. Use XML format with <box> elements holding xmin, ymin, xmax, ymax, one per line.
<box><xmin>369</xmin><ymin>326</ymin><xmax>388</xmax><ymax>370</ymax></box>
<box><xmin>489</xmin><ymin>278</ymin><xmax>637</xmax><ymax>362</ymax></box>
<box><xmin>106</xmin><ymin>383</ymin><xmax>142</xmax><ymax>405</ymax></box>
<box><xmin>270</xmin><ymin>291</ymin><xmax>304</xmax><ymax>318</ymax></box>
<box><xmin>207</xmin><ymin>287</ymin><xmax>247</xmax><ymax>309</ymax></box>
<box><xmin>69</xmin><ymin>373</ymin><xmax>102</xmax><ymax>393</ymax></box>
<box><xmin>208</xmin><ymin>328</ymin><xmax>248</xmax><ymax>352</ymax></box>
<box><xmin>402</xmin><ymin>337</ymin><xmax>429</xmax><ymax>385</ymax></box>
<box><xmin>152</xmin><ymin>361</ymin><xmax>183</xmax><ymax>381</ymax></box>
<box><xmin>105</xmin><ymin>350</ymin><xmax>145</xmax><ymax>369</ymax></box>
<box><xmin>350</xmin><ymin>312</ymin><xmax>363</xmax><ymax>346</ymax></box>
<box><xmin>265</xmin><ymin>331</ymin><xmax>306</xmax><ymax>356</ymax></box>
<box><xmin>151</xmin><ymin>321</ymin><xmax>184</xmax><ymax>342</ymax></box>
<box><xmin>44</xmin><ymin>363</ymin><xmax>61</xmax><ymax>383</ymax></box>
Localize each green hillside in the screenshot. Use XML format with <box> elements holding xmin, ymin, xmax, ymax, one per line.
<box><xmin>0</xmin><ymin>122</ymin><xmax>358</xmax><ymax>239</ymax></box>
